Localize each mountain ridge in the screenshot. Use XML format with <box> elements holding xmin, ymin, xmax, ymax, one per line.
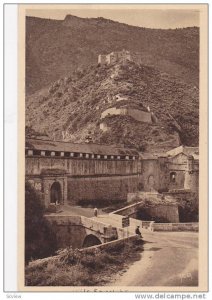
<box><xmin>26</xmin><ymin>15</ymin><xmax>199</xmax><ymax>95</ymax></box>
<box><xmin>26</xmin><ymin>59</ymin><xmax>199</xmax><ymax>151</ymax></box>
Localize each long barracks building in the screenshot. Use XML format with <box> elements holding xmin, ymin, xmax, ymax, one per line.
<box><xmin>25</xmin><ymin>139</ymin><xmax>199</xmax><ymax>208</ymax></box>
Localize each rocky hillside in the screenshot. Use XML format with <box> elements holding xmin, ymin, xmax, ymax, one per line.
<box><xmin>26</xmin><ymin>60</ymin><xmax>199</xmax><ymax>152</ymax></box>
<box><xmin>26</xmin><ymin>15</ymin><xmax>199</xmax><ymax>95</ymax></box>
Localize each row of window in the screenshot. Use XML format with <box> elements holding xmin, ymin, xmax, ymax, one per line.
<box><xmin>25</xmin><ymin>149</ymin><xmax>137</xmax><ymax>160</ymax></box>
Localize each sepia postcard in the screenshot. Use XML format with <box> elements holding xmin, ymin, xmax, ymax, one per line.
<box><xmin>18</xmin><ymin>4</ymin><xmax>208</xmax><ymax>292</ymax></box>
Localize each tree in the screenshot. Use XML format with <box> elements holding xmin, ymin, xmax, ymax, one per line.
<box><xmin>25</xmin><ymin>181</ymin><xmax>57</xmax><ymax>264</ymax></box>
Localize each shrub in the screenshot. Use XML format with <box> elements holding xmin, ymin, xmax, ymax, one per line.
<box><xmin>104</xmin><ymin>242</ymin><xmax>125</xmax><ymax>254</ymax></box>
<box><xmin>80</xmin><ymin>253</ymin><xmax>104</xmax><ymax>270</ymax></box>
<box><xmin>178</xmin><ymin>201</ymin><xmax>199</xmax><ymax>222</ymax></box>
<box><xmin>57</xmin><ymin>247</ymin><xmax>81</xmax><ymax>266</ymax></box>
<box><xmin>138</xmin><ymin>142</ymin><xmax>147</xmax><ymax>152</ymax></box>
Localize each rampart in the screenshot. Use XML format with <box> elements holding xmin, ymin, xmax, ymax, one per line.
<box><xmin>110</xmin><ymin>197</ymin><xmax>179</xmax><ymax>223</ymax></box>
<box><xmin>101</xmin><ymin>107</ymin><xmax>152</xmax><ymax>123</ymax></box>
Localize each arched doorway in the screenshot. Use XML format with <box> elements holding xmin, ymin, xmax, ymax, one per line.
<box><xmin>82</xmin><ymin>234</ymin><xmax>102</xmax><ymax>248</ymax></box>
<box><xmin>148</xmin><ymin>175</ymin><xmax>155</xmax><ymax>190</ymax></box>
<box><xmin>170</xmin><ymin>172</ymin><xmax>176</xmax><ymax>183</ymax></box>
<box><xmin>50</xmin><ymin>182</ymin><xmax>62</xmax><ymax>204</ymax></box>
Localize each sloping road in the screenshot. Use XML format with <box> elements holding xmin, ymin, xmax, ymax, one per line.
<box><xmin>110</xmin><ymin>231</ymin><xmax>198</xmax><ymax>287</ymax></box>
<box><xmin>49</xmin><ymin>208</ymin><xmax>198</xmax><ymax>287</ymax></box>
<box><xmin>91</xmin><ymin>214</ymin><xmax>198</xmax><ymax>286</ymax></box>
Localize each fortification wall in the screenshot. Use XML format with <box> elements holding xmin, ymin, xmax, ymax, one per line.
<box><xmin>101</xmin><ymin>107</ymin><xmax>126</xmax><ymax>119</ymax></box>
<box><xmin>127</xmin><ymin>109</ymin><xmax>152</xmax><ymax>123</ymax></box>
<box><xmin>98</xmin><ymin>51</ymin><xmax>132</xmax><ymax>65</ymax></box>
<box><xmin>184</xmin><ymin>171</ymin><xmax>199</xmax><ymax>192</ymax></box>
<box><xmin>139</xmin><ymin>159</ymin><xmax>169</xmax><ymax>192</ymax></box>
<box><xmin>168</xmin><ymin>170</ymin><xmax>185</xmax><ymax>190</ymax></box>
<box><xmin>67</xmin><ymin>174</ymin><xmax>139</xmax><ymax>204</ymax></box>
<box><xmin>111</xmin><ymin>199</ymin><xmax>179</xmax><ymax>223</ymax></box>
<box><xmin>147</xmin><ymin>204</ymin><xmax>179</xmax><ymax>223</ymax></box>
<box><xmin>101</xmin><ymin>107</ymin><xmax>152</xmax><ymax>123</ymax></box>
<box><xmin>26</xmin><ymin>157</ymin><xmax>140</xmax><ymax>204</ymax></box>
<box><xmin>168</xmin><ymin>154</ymin><xmax>199</xmax><ymax>192</ymax></box>
<box><xmin>26</xmin><ymin>157</ymin><xmax>139</xmax><ymax>176</ymax></box>
<box><xmin>100</xmin><ymin>122</ymin><xmax>109</xmax><ymax>132</ymax></box>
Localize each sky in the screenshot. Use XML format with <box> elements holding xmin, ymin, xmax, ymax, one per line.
<box><xmin>26</xmin><ymin>6</ymin><xmax>200</xmax><ymax>29</ymax></box>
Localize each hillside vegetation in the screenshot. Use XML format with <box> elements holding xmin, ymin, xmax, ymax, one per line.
<box><xmin>26</xmin><ymin>59</ymin><xmax>199</xmax><ymax>151</ymax></box>
<box><xmin>25</xmin><ymin>239</ymin><xmax>143</xmax><ymax>286</ymax></box>
<box><xmin>26</xmin><ymin>15</ymin><xmax>199</xmax><ymax>95</ymax></box>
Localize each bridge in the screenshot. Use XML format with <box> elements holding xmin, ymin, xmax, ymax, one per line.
<box><xmin>45</xmin><ymin>215</ymin><xmax>119</xmax><ymax>249</ymax></box>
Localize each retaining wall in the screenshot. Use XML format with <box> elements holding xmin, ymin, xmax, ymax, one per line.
<box><xmin>28</xmin><ymin>235</ymin><xmax>139</xmax><ymax>268</ymax></box>
<box><xmin>111</xmin><ymin>198</ymin><xmax>179</xmax><ymax>223</ymax></box>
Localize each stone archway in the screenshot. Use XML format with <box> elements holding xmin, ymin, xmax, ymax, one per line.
<box><xmin>50</xmin><ymin>181</ymin><xmax>62</xmax><ymax>204</ymax></box>
<box><xmin>82</xmin><ymin>234</ymin><xmax>102</xmax><ymax>248</ymax></box>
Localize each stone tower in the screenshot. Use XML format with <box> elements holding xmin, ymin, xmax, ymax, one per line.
<box><xmin>184</xmin><ymin>155</ymin><xmax>199</xmax><ymax>193</ymax></box>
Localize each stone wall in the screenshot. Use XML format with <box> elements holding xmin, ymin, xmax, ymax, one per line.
<box><xmin>108</xmin><ymin>212</ymin><xmax>143</xmax><ymax>231</ymax></box>
<box><xmin>100</xmin><ymin>122</ymin><xmax>109</xmax><ymax>132</ymax></box>
<box><xmin>46</xmin><ymin>215</ymin><xmax>87</xmax><ymax>249</ymax></box>
<box><xmin>167</xmin><ymin>153</ymin><xmax>187</xmax><ymax>190</ymax></box>
<box><xmin>26</xmin><ymin>150</ymin><xmax>197</xmax><ymax>207</ymax></box>
<box><xmin>111</xmin><ymin>197</ymin><xmax>179</xmax><ymax>223</ymax></box>
<box><xmin>67</xmin><ymin>174</ymin><xmax>139</xmax><ymax>204</ymax></box>
<box><xmin>98</xmin><ymin>50</ymin><xmax>132</xmax><ymax>65</ymax></box>
<box><xmin>26</xmin><ymin>154</ymin><xmax>192</xmax><ymax>207</ymax></box>
<box><xmin>139</xmin><ymin>158</ymin><xmax>169</xmax><ymax>192</ymax></box>
<box><xmin>45</xmin><ymin>215</ymin><xmax>118</xmax><ymax>249</ymax></box>
<box><xmin>101</xmin><ymin>107</ymin><xmax>152</xmax><ymax>123</ymax></box>
<box><xmin>26</xmin><ymin>157</ymin><xmax>139</xmax><ymax>176</ymax></box>
<box><xmin>152</xmin><ymin>222</ymin><xmax>198</xmax><ymax>232</ymax></box>
<box><xmin>184</xmin><ymin>170</ymin><xmax>199</xmax><ymax>193</ymax></box>
<box><xmin>127</xmin><ymin>109</ymin><xmax>152</xmax><ymax>123</ymax></box>
<box><xmin>164</xmin><ymin>190</ymin><xmax>198</xmax><ymax>206</ymax></box>
<box><xmin>146</xmin><ymin>204</ymin><xmax>179</xmax><ymax>223</ymax></box>
<box><xmin>168</xmin><ymin>170</ymin><xmax>185</xmax><ymax>190</ymax></box>
<box><xmin>28</xmin><ymin>235</ymin><xmax>139</xmax><ymax>269</ymax></box>
<box><xmin>26</xmin><ymin>156</ymin><xmax>140</xmax><ymax>205</ymax></box>
<box><xmin>81</xmin><ymin>235</ymin><xmax>138</xmax><ymax>254</ymax></box>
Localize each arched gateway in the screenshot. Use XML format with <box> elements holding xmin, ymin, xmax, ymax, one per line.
<box><xmin>50</xmin><ymin>181</ymin><xmax>62</xmax><ymax>204</ymax></box>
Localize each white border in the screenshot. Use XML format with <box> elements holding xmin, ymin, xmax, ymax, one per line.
<box><xmin>4</xmin><ymin>4</ymin><xmax>18</xmax><ymax>292</ymax></box>
<box><xmin>2</xmin><ymin>1</ymin><xmax>211</xmax><ymax>299</ymax></box>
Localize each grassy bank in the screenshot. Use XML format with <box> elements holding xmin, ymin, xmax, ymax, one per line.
<box><xmin>25</xmin><ymin>239</ymin><xmax>143</xmax><ymax>286</ymax></box>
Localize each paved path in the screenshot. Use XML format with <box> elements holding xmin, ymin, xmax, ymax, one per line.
<box><xmin>92</xmin><ymin>214</ymin><xmax>198</xmax><ymax>287</ymax></box>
